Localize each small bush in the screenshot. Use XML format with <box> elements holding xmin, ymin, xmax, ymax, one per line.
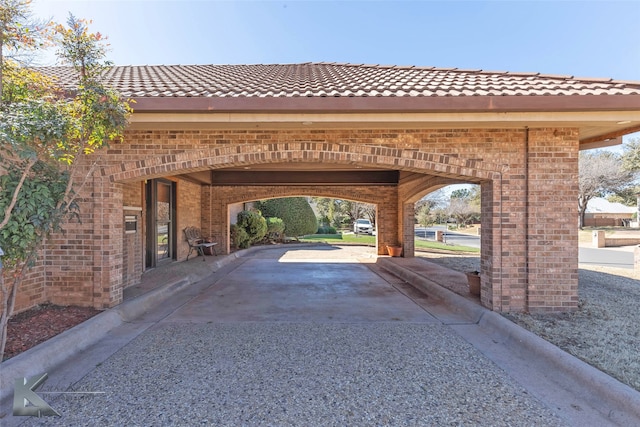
<box><xmin>317</xmin><ymin>225</ymin><xmax>337</xmax><ymax>234</ymax></box>
<box><xmin>230</xmin><ymin>224</ymin><xmax>250</xmax><ymax>249</ymax></box>
<box><xmin>265</xmin><ymin>217</ymin><xmax>285</xmax><ymax>242</ymax></box>
<box><xmin>233</xmin><ymin>210</ymin><xmax>267</xmax><ymax>249</ymax></box>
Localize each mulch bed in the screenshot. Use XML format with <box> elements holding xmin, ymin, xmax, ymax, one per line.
<box><xmin>3</xmin><ymin>304</ymin><xmax>101</xmax><ymax>361</ymax></box>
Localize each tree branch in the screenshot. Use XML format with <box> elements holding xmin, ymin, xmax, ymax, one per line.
<box><xmin>0</xmin><ymin>157</ymin><xmax>36</xmax><ymax>230</ymax></box>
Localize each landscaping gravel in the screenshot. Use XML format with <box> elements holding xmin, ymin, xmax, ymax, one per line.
<box><xmin>22</xmin><ymin>322</ymin><xmax>566</xmax><ymax>426</ymax></box>
<box><xmin>417</xmin><ymin>250</ymin><xmax>640</xmax><ymax>393</ymax></box>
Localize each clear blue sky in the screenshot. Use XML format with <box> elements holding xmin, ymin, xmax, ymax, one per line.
<box><xmin>32</xmin><ymin>0</ymin><xmax>640</xmax><ymax>81</ymax></box>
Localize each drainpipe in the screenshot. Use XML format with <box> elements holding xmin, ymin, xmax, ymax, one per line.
<box><xmin>524</xmin><ymin>127</ymin><xmax>530</xmax><ymax>312</ymax></box>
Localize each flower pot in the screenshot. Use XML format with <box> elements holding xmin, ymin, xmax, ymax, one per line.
<box><xmin>466</xmin><ymin>272</ymin><xmax>481</xmax><ymax>295</ymax></box>
<box><xmin>387</xmin><ymin>245</ymin><xmax>403</xmax><ymax>257</ymax></box>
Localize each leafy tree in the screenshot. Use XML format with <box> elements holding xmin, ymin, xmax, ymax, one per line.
<box><xmin>621</xmin><ymin>138</ymin><xmax>640</xmax><ymax>173</ymax></box>
<box><xmin>578</xmin><ymin>151</ymin><xmax>634</xmax><ymax>228</ymax></box>
<box><xmin>415</xmin><ymin>203</ymin><xmax>434</xmax><ymax>227</ymax></box>
<box><xmin>450</xmin><ymin>186</ymin><xmax>481</xmax><ymax>207</ymax></box>
<box><xmin>609</xmin><ymin>138</ymin><xmax>640</xmax><ymax>206</ymax></box>
<box><xmin>415</xmin><ymin>189</ymin><xmax>448</xmax><ymax>226</ymax></box>
<box><xmin>256</xmin><ymin>197</ymin><xmax>318</xmax><ymax>238</ymax></box>
<box><xmin>608</xmin><ymin>186</ymin><xmax>640</xmax><ymax>207</ymax></box>
<box><xmin>450</xmin><ymin>188</ymin><xmax>472</xmax><ymax>200</ymax></box>
<box><xmin>0</xmin><ymin>4</ymin><xmax>131</xmax><ymax>359</ymax></box>
<box><xmin>311</xmin><ymin>197</ymin><xmax>375</xmax><ymax>229</ymax></box>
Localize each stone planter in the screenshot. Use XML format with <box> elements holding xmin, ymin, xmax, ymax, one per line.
<box><xmin>387</xmin><ymin>245</ymin><xmax>403</xmax><ymax>257</ymax></box>
<box><xmin>466</xmin><ymin>271</ymin><xmax>481</xmax><ymax>295</ymax></box>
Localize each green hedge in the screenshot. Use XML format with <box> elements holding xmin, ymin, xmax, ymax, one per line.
<box><xmin>255</xmin><ymin>197</ymin><xmax>317</xmax><ymax>237</ymax></box>
<box><xmin>317</xmin><ymin>225</ymin><xmax>337</xmax><ymax>234</ymax></box>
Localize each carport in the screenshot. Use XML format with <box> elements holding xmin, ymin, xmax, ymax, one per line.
<box><xmin>30</xmin><ymin>63</ymin><xmax>640</xmax><ymax>314</ymax></box>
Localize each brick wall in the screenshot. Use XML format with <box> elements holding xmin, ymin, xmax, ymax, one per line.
<box><xmin>177</xmin><ymin>179</ymin><xmax>202</xmax><ymax>259</ymax></box>
<box><xmin>526</xmin><ymin>129</ymin><xmax>579</xmax><ymax>311</ymax></box>
<box><xmin>122</xmin><ymin>182</ymin><xmax>143</xmax><ymax>289</ymax></box>
<box><xmin>9</xmin><ymin>127</ymin><xmax>580</xmax><ymax>314</ymax></box>
<box><xmin>8</xmin><ymin>257</ymin><xmax>46</xmax><ymax>315</ymax></box>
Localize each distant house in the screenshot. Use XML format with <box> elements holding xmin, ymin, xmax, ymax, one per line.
<box><xmin>584</xmin><ymin>198</ymin><xmax>636</xmax><ymax>227</ymax></box>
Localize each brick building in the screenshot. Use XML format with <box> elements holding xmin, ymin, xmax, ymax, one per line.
<box><xmin>11</xmin><ymin>63</ymin><xmax>640</xmax><ymax>314</ymax></box>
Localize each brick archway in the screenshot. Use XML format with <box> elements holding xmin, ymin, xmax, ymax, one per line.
<box><xmin>105</xmin><ymin>142</ymin><xmax>503</xmax><ymax>183</ymax></box>
<box><xmin>105</xmin><ymin>141</ymin><xmax>506</xmax><ymax>309</ymax></box>
<box><xmin>79</xmin><ymin>128</ymin><xmax>579</xmax><ymax>314</ymax></box>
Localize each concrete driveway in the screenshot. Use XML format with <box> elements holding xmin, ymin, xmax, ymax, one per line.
<box><xmin>5</xmin><ymin>245</ymin><xmax>637</xmax><ymax>426</ymax></box>
<box><xmin>165</xmin><ymin>246</ymin><xmax>435</xmax><ymax>323</ymax></box>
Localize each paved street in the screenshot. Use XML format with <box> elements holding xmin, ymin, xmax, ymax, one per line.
<box><xmin>415</xmin><ymin>226</ymin><xmax>481</xmax><ymax>249</ymax></box>
<box><xmin>415</xmin><ymin>226</ymin><xmax>636</xmax><ymax>269</ymax></box>
<box><xmin>578</xmin><ymin>246</ymin><xmax>635</xmax><ymax>269</ymax></box>
<box><xmin>14</xmin><ymin>246</ymin><xmax>569</xmax><ymax>426</ymax></box>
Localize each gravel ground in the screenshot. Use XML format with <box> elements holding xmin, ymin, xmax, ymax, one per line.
<box><xmin>416</xmin><ymin>250</ymin><xmax>640</xmax><ymax>393</ymax></box>
<box><xmin>22</xmin><ymin>322</ymin><xmax>566</xmax><ymax>427</ymax></box>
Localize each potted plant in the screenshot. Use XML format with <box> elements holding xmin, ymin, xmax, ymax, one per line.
<box><xmin>386</xmin><ymin>244</ymin><xmax>403</xmax><ymax>257</ymax></box>
<box><xmin>466</xmin><ymin>270</ymin><xmax>481</xmax><ymax>295</ymax></box>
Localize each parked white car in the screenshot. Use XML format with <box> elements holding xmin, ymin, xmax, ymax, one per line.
<box><xmin>353</xmin><ymin>218</ymin><xmax>373</xmax><ymax>234</ymax></box>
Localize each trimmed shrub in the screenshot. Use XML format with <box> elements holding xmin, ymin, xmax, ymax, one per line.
<box><xmin>233</xmin><ymin>210</ymin><xmax>267</xmax><ymax>248</ymax></box>
<box><xmin>230</xmin><ymin>224</ymin><xmax>250</xmax><ymax>249</ymax></box>
<box><xmin>256</xmin><ymin>197</ymin><xmax>318</xmax><ymax>237</ymax></box>
<box><xmin>317</xmin><ymin>225</ymin><xmax>337</xmax><ymax>234</ymax></box>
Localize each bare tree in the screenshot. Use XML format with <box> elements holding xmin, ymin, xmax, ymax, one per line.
<box><xmin>447</xmin><ymin>197</ymin><xmax>480</xmax><ymax>227</ymax></box>
<box><xmin>578</xmin><ymin>151</ymin><xmax>634</xmax><ymax>228</ymax></box>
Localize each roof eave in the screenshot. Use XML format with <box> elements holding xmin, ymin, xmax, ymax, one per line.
<box><xmin>129</xmin><ymin>94</ymin><xmax>640</xmax><ymax>114</ymax></box>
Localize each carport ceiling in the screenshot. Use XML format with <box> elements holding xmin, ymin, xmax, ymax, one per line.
<box><xmin>178</xmin><ymin>163</ymin><xmax>400</xmax><ymax>186</ymax></box>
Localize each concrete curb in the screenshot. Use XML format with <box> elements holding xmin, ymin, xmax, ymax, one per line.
<box><xmin>377</xmin><ymin>257</ymin><xmax>485</xmax><ymax>323</ymax></box>
<box><xmin>480</xmin><ymin>310</ymin><xmax>640</xmax><ymax>421</ymax></box>
<box><xmin>0</xmin><ymin>254</ymin><xmax>234</xmax><ymax>404</ymax></box>
<box><xmin>379</xmin><ymin>257</ymin><xmax>640</xmax><ymax>423</ymax></box>
<box><xmin>0</xmin><ymin>308</ymin><xmax>123</xmax><ymax>403</ymax></box>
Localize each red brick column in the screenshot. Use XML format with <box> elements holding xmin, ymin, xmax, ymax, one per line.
<box><xmin>400</xmin><ymin>202</ymin><xmax>415</xmax><ymax>257</ymax></box>
<box><xmin>203</xmin><ymin>186</ymin><xmax>229</xmax><ymax>255</ymax></box>
<box><xmin>526</xmin><ymin>128</ymin><xmax>579</xmax><ymax>312</ymax></box>
<box><xmin>48</xmin><ymin>174</ymin><xmax>125</xmax><ymax>309</ymax></box>
<box><xmin>481</xmin><ymin>179</ymin><xmax>500</xmax><ymax>311</ymax></box>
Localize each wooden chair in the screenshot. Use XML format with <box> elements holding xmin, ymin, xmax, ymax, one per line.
<box><xmin>183</xmin><ymin>226</ymin><xmax>218</xmax><ymax>261</ymax></box>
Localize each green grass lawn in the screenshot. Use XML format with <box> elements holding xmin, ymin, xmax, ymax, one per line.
<box><xmin>300</xmin><ymin>233</ymin><xmax>479</xmax><ymax>253</ymax></box>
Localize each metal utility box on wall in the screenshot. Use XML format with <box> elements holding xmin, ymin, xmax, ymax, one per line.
<box><xmin>125</xmin><ymin>215</ymin><xmax>137</xmax><ymax>234</ymax></box>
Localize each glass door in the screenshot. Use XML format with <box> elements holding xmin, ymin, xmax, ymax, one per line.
<box><xmin>156</xmin><ymin>181</ymin><xmax>172</xmax><ymax>262</ymax></box>
<box><xmin>146</xmin><ymin>179</ymin><xmax>175</xmax><ymax>268</ymax></box>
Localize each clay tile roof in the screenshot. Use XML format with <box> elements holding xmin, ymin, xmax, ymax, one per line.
<box><xmin>38</xmin><ymin>63</ymin><xmax>640</xmax><ymax>99</ymax></box>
